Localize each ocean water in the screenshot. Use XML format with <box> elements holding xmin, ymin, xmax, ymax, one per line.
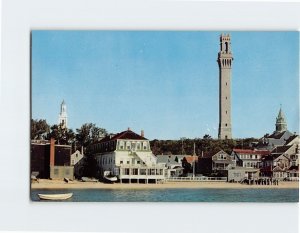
<box><xmin>31</xmin><ymin>188</ymin><xmax>299</xmax><ymax>202</ymax></box>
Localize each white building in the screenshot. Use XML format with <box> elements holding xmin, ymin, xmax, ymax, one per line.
<box><xmin>70</xmin><ymin>149</ymin><xmax>84</xmax><ymax>166</ymax></box>
<box><xmin>90</xmin><ymin>128</ymin><xmax>165</xmax><ymax>183</ymax></box>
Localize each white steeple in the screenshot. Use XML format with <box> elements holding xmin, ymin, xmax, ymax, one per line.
<box><xmin>58</xmin><ymin>100</ymin><xmax>68</xmax><ymax>128</ymax></box>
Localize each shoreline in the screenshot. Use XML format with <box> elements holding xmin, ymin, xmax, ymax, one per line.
<box><xmin>31</xmin><ymin>179</ymin><xmax>299</xmax><ymax>190</ymax></box>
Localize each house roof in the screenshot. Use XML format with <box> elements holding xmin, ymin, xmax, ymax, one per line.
<box><xmin>233</xmin><ymin>148</ymin><xmax>270</xmax><ymax>155</ymax></box>
<box><xmin>99</xmin><ymin>129</ymin><xmax>147</xmax><ymax>143</ymax></box>
<box><xmin>288</xmin><ymin>166</ymin><xmax>299</xmax><ymax>171</ymax></box>
<box><xmin>267</xmin><ymin>131</ymin><xmax>286</xmax><ymax>139</ymax></box>
<box><xmin>285</xmin><ymin>135</ymin><xmax>298</xmax><ymax>145</ymax></box>
<box><xmin>202</xmin><ymin>149</ymin><xmax>225</xmax><ymax>158</ymax></box>
<box><xmin>156</xmin><ymin>155</ymin><xmax>185</xmax><ymax>164</ymax></box>
<box><xmin>184</xmin><ymin>155</ymin><xmax>198</xmax><ymax>163</ymax></box>
<box><xmin>271</xmin><ymin>145</ymin><xmax>292</xmax><ymax>154</ymax></box>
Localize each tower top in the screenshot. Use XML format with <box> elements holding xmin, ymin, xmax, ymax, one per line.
<box><xmin>218</xmin><ymin>33</ymin><xmax>232</xmax><ymax>56</ymax></box>
<box><xmin>220</xmin><ymin>33</ymin><xmax>231</xmax><ymax>41</ymax></box>
<box><xmin>275</xmin><ymin>106</ymin><xmax>287</xmax><ymax>133</ymax></box>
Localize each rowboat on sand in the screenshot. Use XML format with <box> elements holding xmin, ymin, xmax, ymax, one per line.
<box><xmin>38</xmin><ymin>193</ymin><xmax>73</xmax><ymax>200</ymax></box>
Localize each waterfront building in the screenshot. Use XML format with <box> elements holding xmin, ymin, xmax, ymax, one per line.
<box><xmin>217</xmin><ymin>33</ymin><xmax>233</xmax><ymax>139</ymax></box>
<box><xmin>232</xmin><ymin>148</ymin><xmax>270</xmax><ymax>168</ymax></box>
<box><xmin>227</xmin><ymin>166</ymin><xmax>260</xmax><ymax>182</ymax></box>
<box><xmin>199</xmin><ymin>150</ymin><xmax>237</xmax><ymax>178</ymax></box>
<box><xmin>259</xmin><ymin>143</ymin><xmax>299</xmax><ymax>179</ymax></box>
<box><xmin>156</xmin><ymin>155</ymin><xmax>185</xmax><ymax>177</ymax></box>
<box><xmin>58</xmin><ymin>100</ymin><xmax>68</xmax><ymax>128</ymax></box>
<box><xmin>31</xmin><ymin>138</ymin><xmax>74</xmax><ymax>179</ymax></box>
<box><xmin>271</xmin><ymin>144</ymin><xmax>299</xmax><ymax>180</ymax></box>
<box><xmin>90</xmin><ymin>128</ymin><xmax>165</xmax><ymax>183</ymax></box>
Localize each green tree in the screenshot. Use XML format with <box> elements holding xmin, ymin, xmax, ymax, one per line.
<box><xmin>48</xmin><ymin>124</ymin><xmax>75</xmax><ymax>145</ymax></box>
<box><xmin>31</xmin><ymin>119</ymin><xmax>50</xmax><ymax>140</ymax></box>
<box><xmin>76</xmin><ymin>123</ymin><xmax>107</xmax><ymax>149</ymax></box>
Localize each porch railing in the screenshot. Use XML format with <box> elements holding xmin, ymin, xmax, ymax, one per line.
<box><xmin>165</xmin><ymin>177</ymin><xmax>227</xmax><ymax>182</ymax></box>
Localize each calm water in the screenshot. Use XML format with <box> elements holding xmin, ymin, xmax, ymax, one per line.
<box><xmin>31</xmin><ymin>188</ymin><xmax>299</xmax><ymax>202</ymax></box>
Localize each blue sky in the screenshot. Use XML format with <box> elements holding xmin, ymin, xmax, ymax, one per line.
<box><xmin>31</xmin><ymin>31</ymin><xmax>299</xmax><ymax>140</ymax></box>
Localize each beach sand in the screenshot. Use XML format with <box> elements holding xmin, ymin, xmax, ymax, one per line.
<box><xmin>31</xmin><ymin>179</ymin><xmax>299</xmax><ymax>190</ymax></box>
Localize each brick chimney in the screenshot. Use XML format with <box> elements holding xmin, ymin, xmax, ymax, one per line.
<box><xmin>50</xmin><ymin>138</ymin><xmax>55</xmax><ymax>166</ymax></box>
<box><xmin>141</xmin><ymin>130</ymin><xmax>144</xmax><ymax>137</ymax></box>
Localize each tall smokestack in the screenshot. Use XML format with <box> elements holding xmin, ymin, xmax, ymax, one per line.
<box><xmin>141</xmin><ymin>130</ymin><xmax>144</xmax><ymax>137</ymax></box>
<box><xmin>50</xmin><ymin>138</ymin><xmax>55</xmax><ymax>166</ymax></box>
<box><xmin>127</xmin><ymin>127</ymin><xmax>131</xmax><ymax>131</ymax></box>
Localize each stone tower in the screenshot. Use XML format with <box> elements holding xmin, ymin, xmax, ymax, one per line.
<box><xmin>58</xmin><ymin>100</ymin><xmax>68</xmax><ymax>128</ymax></box>
<box><xmin>217</xmin><ymin>34</ymin><xmax>233</xmax><ymax>139</ymax></box>
<box><xmin>275</xmin><ymin>106</ymin><xmax>287</xmax><ymax>133</ymax></box>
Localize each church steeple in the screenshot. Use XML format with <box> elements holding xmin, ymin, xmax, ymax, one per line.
<box><xmin>275</xmin><ymin>106</ymin><xmax>287</xmax><ymax>133</ymax></box>
<box><xmin>58</xmin><ymin>100</ymin><xmax>68</xmax><ymax>128</ymax></box>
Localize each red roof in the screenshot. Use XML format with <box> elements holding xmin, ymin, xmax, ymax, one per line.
<box><xmin>233</xmin><ymin>148</ymin><xmax>270</xmax><ymax>155</ymax></box>
<box><xmin>184</xmin><ymin>155</ymin><xmax>198</xmax><ymax>163</ymax></box>
<box><xmin>100</xmin><ymin>129</ymin><xmax>147</xmax><ymax>143</ymax></box>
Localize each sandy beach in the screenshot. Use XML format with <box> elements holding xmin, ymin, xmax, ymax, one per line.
<box><xmin>31</xmin><ymin>179</ymin><xmax>299</xmax><ymax>190</ymax></box>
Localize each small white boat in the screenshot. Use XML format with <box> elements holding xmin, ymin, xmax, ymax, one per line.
<box><xmin>103</xmin><ymin>171</ymin><xmax>118</xmax><ymax>183</ymax></box>
<box><xmin>38</xmin><ymin>193</ymin><xmax>73</xmax><ymax>200</ymax></box>
<box><xmin>104</xmin><ymin>175</ymin><xmax>118</xmax><ymax>183</ymax></box>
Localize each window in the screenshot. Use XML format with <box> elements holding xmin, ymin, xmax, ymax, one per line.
<box><xmin>132</xmin><ymin>169</ymin><xmax>138</xmax><ymax>175</ymax></box>
<box><xmin>127</xmin><ymin>161</ymin><xmax>130</xmax><ymax>164</ymax></box>
<box><xmin>124</xmin><ymin>168</ymin><xmax>130</xmax><ymax>175</ymax></box>
<box><xmin>140</xmin><ymin>169</ymin><xmax>146</xmax><ymax>175</ymax></box>
<box><xmin>120</xmin><ymin>161</ymin><xmax>123</xmax><ymax>164</ymax></box>
<box><xmin>137</xmin><ymin>161</ymin><xmax>140</xmax><ymax>164</ymax></box>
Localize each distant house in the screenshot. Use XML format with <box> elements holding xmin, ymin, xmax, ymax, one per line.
<box><xmin>197</xmin><ymin>150</ymin><xmax>236</xmax><ymax>176</ymax></box>
<box><xmin>70</xmin><ymin>149</ymin><xmax>84</xmax><ymax>166</ymax></box>
<box><xmin>271</xmin><ymin>145</ymin><xmax>295</xmax><ymax>180</ymax></box>
<box><xmin>71</xmin><ymin>149</ymin><xmax>85</xmax><ymax>178</ymax></box>
<box><xmin>228</xmin><ymin>166</ymin><xmax>260</xmax><ymax>182</ymax></box>
<box><xmin>259</xmin><ymin>155</ymin><xmax>274</xmax><ymax>177</ymax></box>
<box><xmin>232</xmin><ymin>148</ymin><xmax>270</xmax><ymax>169</ymax></box>
<box><xmin>156</xmin><ymin>155</ymin><xmax>185</xmax><ymax>177</ymax></box>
